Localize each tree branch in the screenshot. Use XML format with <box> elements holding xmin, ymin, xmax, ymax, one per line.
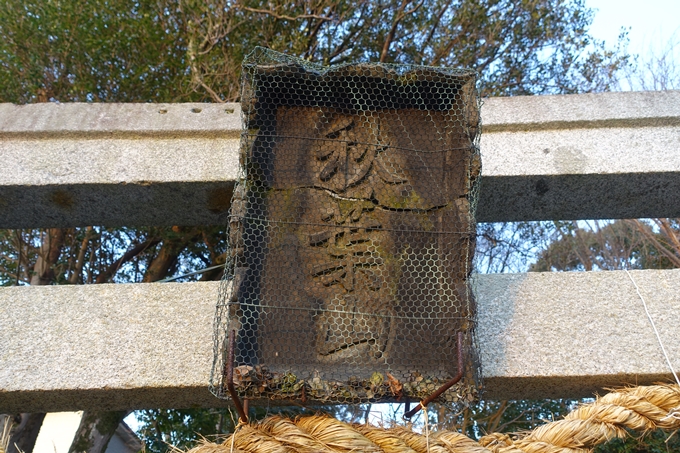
<box><xmin>95</xmin><ymin>238</ymin><xmax>160</xmax><ymax>284</ymax></box>
<box><xmin>239</xmin><ymin>6</ymin><xmax>333</xmax><ymax>22</ymax></box>
<box><xmin>69</xmin><ymin>226</ymin><xmax>94</xmax><ymax>284</ymax></box>
<box><xmin>633</xmin><ymin>220</ymin><xmax>680</xmax><ymax>268</ymax></box>
<box><xmin>30</xmin><ymin>228</ymin><xmax>66</xmax><ymax>285</ymax></box>
<box><xmin>380</xmin><ymin>0</ymin><xmax>410</xmax><ymax>63</ymax></box>
<box><xmin>420</xmin><ymin>0</ymin><xmax>451</xmax><ymax>63</ymax></box>
<box><xmin>655</xmin><ymin>218</ymin><xmax>680</xmax><ymax>255</ymax></box>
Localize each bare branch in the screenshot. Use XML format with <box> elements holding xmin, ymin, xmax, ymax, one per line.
<box><xmin>327</xmin><ymin>8</ymin><xmax>370</xmax><ymax>63</ymax></box>
<box><xmin>420</xmin><ymin>0</ymin><xmax>451</xmax><ymax>62</ymax></box>
<box><xmin>187</xmin><ymin>33</ymin><xmax>226</xmax><ymax>103</ymax></box>
<box><xmin>303</xmin><ymin>16</ymin><xmax>327</xmax><ymax>59</ymax></box>
<box><xmin>95</xmin><ymin>238</ymin><xmax>160</xmax><ymax>284</ymax></box>
<box><xmin>198</xmin><ymin>77</ymin><xmax>226</xmax><ymax>103</ymax></box>
<box><xmin>69</xmin><ymin>226</ymin><xmax>94</xmax><ymax>284</ymax></box>
<box><xmin>632</xmin><ymin>220</ymin><xmax>680</xmax><ymax>268</ymax></box>
<box><xmin>404</xmin><ymin>0</ymin><xmax>425</xmax><ymax>15</ymax></box>
<box><xmin>656</xmin><ymin>218</ymin><xmax>680</xmax><ymax>254</ymax></box>
<box><xmin>239</xmin><ymin>6</ymin><xmax>333</xmax><ymax>22</ymax></box>
<box><xmin>380</xmin><ymin>0</ymin><xmax>411</xmax><ymax>63</ymax></box>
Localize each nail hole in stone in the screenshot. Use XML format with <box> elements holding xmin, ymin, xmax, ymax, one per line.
<box><xmin>191</xmin><ymin>108</ymin><xmax>202</xmax><ymax>113</ymax></box>
<box><xmin>159</xmin><ymin>109</ymin><xmax>168</xmax><ymax>114</ymax></box>
<box><xmin>225</xmin><ymin>108</ymin><xmax>235</xmax><ymax>114</ymax></box>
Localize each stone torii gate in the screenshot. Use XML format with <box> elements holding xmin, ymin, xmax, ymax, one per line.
<box><xmin>1</xmin><ymin>90</ymin><xmax>680</xmax><ymax>412</ymax></box>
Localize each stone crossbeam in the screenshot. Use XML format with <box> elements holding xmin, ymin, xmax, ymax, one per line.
<box><xmin>1</xmin><ymin>269</ymin><xmax>679</xmax><ymax>412</ymax></box>
<box><xmin>1</xmin><ymin>90</ymin><xmax>679</xmax><ymax>228</ymax></box>
<box><xmin>0</xmin><ymin>103</ymin><xmax>241</xmax><ymax>228</ymax></box>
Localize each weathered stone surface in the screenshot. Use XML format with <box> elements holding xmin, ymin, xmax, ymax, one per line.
<box><xmin>483</xmin><ymin>90</ymin><xmax>680</xmax><ymax>131</ymax></box>
<box><xmin>0</xmin><ymin>135</ymin><xmax>239</xmax><ymax>228</ymax></box>
<box><xmin>475</xmin><ymin>269</ymin><xmax>680</xmax><ymax>399</ymax></box>
<box><xmin>0</xmin><ymin>102</ymin><xmax>241</xmax><ymax>136</ymax></box>
<box><xmin>1</xmin><ymin>91</ymin><xmax>679</xmax><ymax>227</ymax></box>
<box><xmin>2</xmin><ymin>269</ymin><xmax>680</xmax><ymax>411</ymax></box>
<box><xmin>476</xmin><ymin>90</ymin><xmax>680</xmax><ymax>221</ymax></box>
<box><xmin>0</xmin><ymin>102</ymin><xmax>241</xmax><ymax>228</ymax></box>
<box><xmin>478</xmin><ymin>125</ymin><xmax>680</xmax><ymax>221</ymax></box>
<box><xmin>0</xmin><ymin>282</ymin><xmax>224</xmax><ymax>412</ymax></box>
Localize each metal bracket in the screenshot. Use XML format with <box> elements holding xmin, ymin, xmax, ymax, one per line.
<box><xmin>404</xmin><ymin>331</ymin><xmax>464</xmax><ymax>419</ymax></box>
<box><xmin>223</xmin><ymin>329</ymin><xmax>249</xmax><ymax>424</ymax></box>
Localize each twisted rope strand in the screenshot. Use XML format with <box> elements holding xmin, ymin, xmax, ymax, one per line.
<box><xmin>185</xmin><ymin>384</ymin><xmax>680</xmax><ymax>453</ymax></box>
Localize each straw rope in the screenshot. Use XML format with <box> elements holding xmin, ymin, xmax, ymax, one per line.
<box><xmin>185</xmin><ymin>384</ymin><xmax>680</xmax><ymax>453</ymax></box>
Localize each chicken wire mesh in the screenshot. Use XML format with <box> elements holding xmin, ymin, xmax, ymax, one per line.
<box><xmin>211</xmin><ymin>48</ymin><xmax>481</xmax><ymax>406</ymax></box>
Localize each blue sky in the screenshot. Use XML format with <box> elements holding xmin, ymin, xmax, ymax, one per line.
<box><xmin>587</xmin><ymin>0</ymin><xmax>680</xmax><ymax>56</ymax></box>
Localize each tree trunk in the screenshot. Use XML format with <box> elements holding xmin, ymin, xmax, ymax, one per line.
<box><xmin>143</xmin><ymin>228</ymin><xmax>200</xmax><ymax>282</ymax></box>
<box><xmin>68</xmin><ymin>410</ymin><xmax>128</xmax><ymax>453</ymax></box>
<box><xmin>30</xmin><ymin>228</ymin><xmax>66</xmax><ymax>285</ymax></box>
<box><xmin>6</xmin><ymin>413</ymin><xmax>46</xmax><ymax>453</ymax></box>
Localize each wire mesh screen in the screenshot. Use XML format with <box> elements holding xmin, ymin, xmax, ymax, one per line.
<box><xmin>211</xmin><ymin>48</ymin><xmax>481</xmax><ymax>405</ymax></box>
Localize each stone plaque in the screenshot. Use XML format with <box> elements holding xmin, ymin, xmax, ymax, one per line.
<box><xmin>212</xmin><ymin>49</ymin><xmax>480</xmax><ymax>404</ymax></box>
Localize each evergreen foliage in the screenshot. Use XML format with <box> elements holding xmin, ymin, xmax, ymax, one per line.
<box><xmin>0</xmin><ymin>0</ymin><xmax>628</xmax><ymax>104</ymax></box>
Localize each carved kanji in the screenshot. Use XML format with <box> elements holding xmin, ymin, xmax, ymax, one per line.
<box><xmin>315</xmin><ymin>115</ymin><xmax>407</xmax><ymax>192</ymax></box>
<box><xmin>216</xmin><ymin>58</ymin><xmax>481</xmax><ymax>404</ymax></box>
<box><xmin>306</xmin><ymin>199</ymin><xmax>393</xmax><ymax>360</ymax></box>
